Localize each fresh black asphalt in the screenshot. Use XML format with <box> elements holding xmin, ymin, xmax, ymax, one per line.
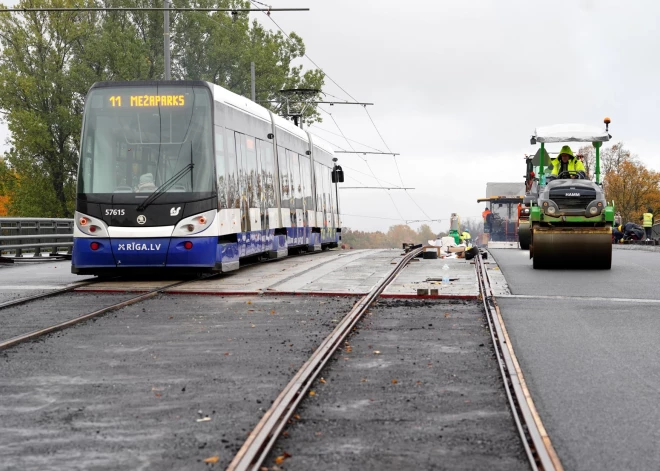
<box><xmin>265</xmin><ymin>299</ymin><xmax>529</xmax><ymax>471</ymax></box>
<box><xmin>492</xmin><ymin>248</ymin><xmax>660</xmax><ymax>471</ymax></box>
<box><xmin>0</xmin><ymin>294</ymin><xmax>354</xmax><ymax>470</ymax></box>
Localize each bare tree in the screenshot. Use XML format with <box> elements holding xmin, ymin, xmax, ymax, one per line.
<box><xmin>576</xmin><ymin>145</ymin><xmax>595</xmax><ymax>180</ymax></box>
<box><xmin>602</xmin><ymin>142</ymin><xmax>634</xmax><ymax>175</ymax></box>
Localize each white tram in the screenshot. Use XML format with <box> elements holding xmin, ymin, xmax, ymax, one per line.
<box><xmin>72</xmin><ymin>81</ymin><xmax>341</xmax><ymax>275</ymax></box>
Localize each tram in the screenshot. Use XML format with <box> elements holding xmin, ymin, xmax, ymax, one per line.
<box><xmin>72</xmin><ymin>80</ymin><xmax>341</xmax><ymax>275</ymax></box>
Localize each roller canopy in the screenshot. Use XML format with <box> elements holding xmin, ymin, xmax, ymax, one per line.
<box><xmin>533</xmin><ymin>124</ymin><xmax>611</xmax><ymax>143</ymax></box>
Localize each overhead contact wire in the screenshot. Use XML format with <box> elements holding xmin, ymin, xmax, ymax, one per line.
<box><xmin>320</xmin><ymin>106</ymin><xmax>406</xmax><ymax>222</ymax></box>
<box><xmin>249</xmin><ymin>0</ymin><xmax>359</xmax><ymax>103</ymax></box>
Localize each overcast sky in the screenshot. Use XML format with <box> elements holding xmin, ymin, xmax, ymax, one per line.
<box><xmin>2</xmin><ymin>0</ymin><xmax>659</xmax><ymax>232</ymax></box>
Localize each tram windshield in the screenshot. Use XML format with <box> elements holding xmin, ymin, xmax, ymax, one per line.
<box><xmin>77</xmin><ymin>84</ymin><xmax>214</xmax><ymax>203</ymax></box>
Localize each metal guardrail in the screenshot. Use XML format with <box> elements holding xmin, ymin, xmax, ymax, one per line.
<box><xmin>653</xmin><ymin>223</ymin><xmax>660</xmax><ymax>240</ymax></box>
<box><xmin>0</xmin><ymin>218</ymin><xmax>74</xmax><ymax>261</ymax></box>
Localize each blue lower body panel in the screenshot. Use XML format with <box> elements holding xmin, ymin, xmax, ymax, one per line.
<box><xmin>72</xmin><ymin>236</ymin><xmax>217</xmax><ymax>270</ymax></box>
<box><xmin>112</xmin><ymin>238</ymin><xmax>171</xmax><ymax>267</ymax></box>
<box><xmin>72</xmin><ymin>238</ymin><xmax>115</xmax><ymax>268</ymax></box>
<box><xmin>166</xmin><ymin>237</ymin><xmax>217</xmax><ymax>267</ymax></box>
<box><xmin>73</xmin><ymin>227</ymin><xmax>331</xmax><ymax>273</ymax></box>
<box><xmin>287</xmin><ymin>227</ymin><xmax>306</xmax><ymax>246</ymax></box>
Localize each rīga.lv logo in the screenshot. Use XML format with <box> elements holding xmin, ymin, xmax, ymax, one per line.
<box><xmin>117</xmin><ymin>242</ymin><xmax>162</xmax><ymax>251</ymax></box>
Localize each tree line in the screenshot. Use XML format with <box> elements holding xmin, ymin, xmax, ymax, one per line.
<box><xmin>0</xmin><ymin>0</ymin><xmax>324</xmax><ymax>217</ymax></box>
<box><xmin>577</xmin><ymin>142</ymin><xmax>660</xmax><ymax>225</ymax></box>
<box><xmin>342</xmin><ymin>218</ymin><xmax>484</xmax><ymax>250</ymax></box>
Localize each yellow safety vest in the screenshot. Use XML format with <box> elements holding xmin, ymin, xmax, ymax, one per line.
<box><xmin>551</xmin><ymin>158</ymin><xmax>585</xmax><ymax>176</ymax></box>
<box><xmin>461</xmin><ymin>232</ymin><xmax>471</xmax><ymax>240</ymax></box>
<box><xmin>643</xmin><ymin>213</ymin><xmax>653</xmax><ymax>228</ymax></box>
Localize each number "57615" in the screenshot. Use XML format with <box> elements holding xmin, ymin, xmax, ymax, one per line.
<box><xmin>105</xmin><ymin>209</ymin><xmax>125</xmax><ymax>216</ymax></box>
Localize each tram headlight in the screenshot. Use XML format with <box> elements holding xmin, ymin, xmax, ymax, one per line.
<box><xmin>75</xmin><ymin>211</ymin><xmax>109</xmax><ymax>237</ymax></box>
<box><xmin>172</xmin><ymin>209</ymin><xmax>216</xmax><ymax>236</ymax></box>
<box><xmin>547</xmin><ymin>207</ymin><xmax>556</xmax><ymax>215</ymax></box>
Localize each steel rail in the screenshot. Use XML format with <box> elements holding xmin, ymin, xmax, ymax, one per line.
<box><xmin>227</xmin><ymin>247</ymin><xmax>423</xmax><ymax>471</ymax></box>
<box><xmin>475</xmin><ymin>254</ymin><xmax>562</xmax><ymax>471</ymax></box>
<box><xmin>0</xmin><ymin>280</ymin><xmax>99</xmax><ymax>311</ymax></box>
<box><xmin>0</xmin><ymin>278</ymin><xmax>202</xmax><ymax>351</ymax></box>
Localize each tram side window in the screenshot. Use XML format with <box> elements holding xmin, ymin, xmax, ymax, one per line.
<box><xmin>258</xmin><ymin>140</ymin><xmax>276</xmax><ymax>208</ymax></box>
<box><xmin>314</xmin><ymin>162</ymin><xmax>324</xmax><ymax>212</ymax></box>
<box><xmin>299</xmin><ymin>155</ymin><xmax>313</xmax><ymax>212</ymax></box>
<box><xmin>288</xmin><ymin>150</ymin><xmax>302</xmax><ymax>210</ymax></box>
<box><xmin>324</xmin><ymin>167</ymin><xmax>335</xmax><ymax>214</ymax></box>
<box><xmin>245</xmin><ymin>136</ymin><xmax>259</xmax><ymax>209</ymax></box>
<box><xmin>224</xmin><ymin>130</ymin><xmax>240</xmax><ymax>209</ymax></box>
<box><xmin>278</xmin><ymin>146</ymin><xmax>290</xmax><ymax>209</ymax></box>
<box><xmin>324</xmin><ymin>166</ymin><xmax>331</xmax><ymax>217</ymax></box>
<box><xmin>236</xmin><ymin>133</ymin><xmax>248</xmax><ymax>215</ymax></box>
<box><xmin>215</xmin><ymin>126</ymin><xmax>226</xmax><ymax>208</ymax></box>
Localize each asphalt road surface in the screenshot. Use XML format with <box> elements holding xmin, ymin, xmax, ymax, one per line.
<box><xmin>0</xmin><ymin>294</ymin><xmax>355</xmax><ymax>470</ymax></box>
<box><xmin>492</xmin><ymin>247</ymin><xmax>660</xmax><ymax>471</ymax></box>
<box><xmin>0</xmin><ymin>260</ymin><xmax>92</xmax><ymax>304</ymax></box>
<box><xmin>265</xmin><ymin>299</ymin><xmax>528</xmax><ymax>471</ymax></box>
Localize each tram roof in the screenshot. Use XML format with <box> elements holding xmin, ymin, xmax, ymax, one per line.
<box><xmin>532</xmin><ymin>123</ymin><xmax>611</xmax><ymax>143</ymax></box>
<box><xmin>210</xmin><ymin>81</ymin><xmax>335</xmax><ymax>157</ymax></box>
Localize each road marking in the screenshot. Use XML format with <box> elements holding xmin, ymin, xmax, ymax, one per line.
<box><xmin>500</xmin><ymin>294</ymin><xmax>660</xmax><ymax>304</ymax></box>
<box><xmin>475</xmin><ymin>258</ymin><xmax>564</xmax><ymax>471</ymax></box>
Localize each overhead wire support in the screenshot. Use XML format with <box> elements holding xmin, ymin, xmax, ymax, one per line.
<box><xmin>248</xmin><ymin>0</ymin><xmax>360</xmax><ymax>103</ymax></box>
<box><xmin>334</xmin><ymin>151</ymin><xmax>400</xmax><ymax>156</ymax></box>
<box><xmin>340</xmin><ymin>187</ymin><xmax>415</xmax><ymax>190</ymax></box>
<box><xmin>0</xmin><ymin>7</ymin><xmax>309</xmax><ymax>12</ymax></box>
<box><xmin>260</xmin><ymin>101</ymin><xmax>374</xmax><ymax>106</ymax></box>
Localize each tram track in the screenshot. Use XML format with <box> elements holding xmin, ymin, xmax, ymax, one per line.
<box><xmin>475</xmin><ymin>253</ymin><xmax>562</xmax><ymax>471</ymax></box>
<box><xmin>226</xmin><ymin>247</ymin><xmax>423</xmax><ymax>471</ymax></box>
<box><xmin>227</xmin><ymin>249</ymin><xmax>563</xmax><ymax>471</ymax></box>
<box><xmin>0</xmin><ymin>279</ymin><xmax>99</xmax><ymax>311</ymax></box>
<box><xmin>0</xmin><ymin>276</ymin><xmax>214</xmax><ymax>352</ymax></box>
<box><xmin>0</xmin><ymin>249</ymin><xmax>349</xmax><ymax>351</ymax></box>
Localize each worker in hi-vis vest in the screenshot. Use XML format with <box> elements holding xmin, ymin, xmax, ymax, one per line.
<box><xmin>642</xmin><ymin>208</ymin><xmax>654</xmax><ymax>240</ymax></box>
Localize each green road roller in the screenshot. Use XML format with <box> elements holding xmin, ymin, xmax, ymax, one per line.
<box><xmin>528</xmin><ymin>118</ymin><xmax>614</xmax><ymax>269</ymax></box>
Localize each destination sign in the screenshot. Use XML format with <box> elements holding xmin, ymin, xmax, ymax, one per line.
<box><xmin>108</xmin><ymin>94</ymin><xmax>186</xmax><ymax>108</ymax></box>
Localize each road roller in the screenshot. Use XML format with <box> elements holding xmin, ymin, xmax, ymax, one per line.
<box><xmin>518</xmin><ymin>154</ymin><xmax>537</xmax><ymax>250</ymax></box>
<box><xmin>518</xmin><ymin>205</ymin><xmax>531</xmax><ymax>250</ymax></box>
<box><xmin>528</xmin><ymin>119</ymin><xmax>615</xmax><ymax>269</ymax></box>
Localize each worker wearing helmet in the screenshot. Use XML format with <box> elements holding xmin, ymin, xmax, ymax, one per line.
<box><xmin>461</xmin><ymin>230</ymin><xmax>472</xmax><ymax>247</ymax></box>
<box><xmin>551</xmin><ymin>146</ymin><xmax>586</xmax><ymax>179</ymax></box>
<box><xmin>641</xmin><ymin>207</ymin><xmax>654</xmax><ymax>240</ymax></box>
<box><xmin>482</xmin><ymin>207</ymin><xmax>493</xmax><ymax>233</ymax></box>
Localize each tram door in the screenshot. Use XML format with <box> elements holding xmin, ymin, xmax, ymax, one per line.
<box><xmin>235</xmin><ymin>132</ymin><xmax>264</xmax><ymax>256</ymax></box>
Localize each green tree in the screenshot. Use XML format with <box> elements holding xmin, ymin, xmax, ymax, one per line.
<box><xmin>415</xmin><ymin>224</ymin><xmax>437</xmax><ymax>245</ymax></box>
<box><xmin>172</xmin><ymin>0</ymin><xmax>324</xmax><ymax>124</ymax></box>
<box><xmin>0</xmin><ymin>0</ymin><xmax>324</xmax><ymax>216</ymax></box>
<box><xmin>0</xmin><ymin>0</ymin><xmax>98</xmax><ymax>216</ymax></box>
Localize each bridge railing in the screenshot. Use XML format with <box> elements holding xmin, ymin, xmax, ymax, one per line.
<box><xmin>0</xmin><ymin>218</ymin><xmax>74</xmax><ymax>261</ymax></box>
<box><xmin>653</xmin><ymin>223</ymin><xmax>660</xmax><ymax>240</ymax></box>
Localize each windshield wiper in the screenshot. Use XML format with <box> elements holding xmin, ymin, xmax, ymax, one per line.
<box><xmin>136</xmin><ymin>163</ymin><xmax>194</xmax><ymax>212</ymax></box>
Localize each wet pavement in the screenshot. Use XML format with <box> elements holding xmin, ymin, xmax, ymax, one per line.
<box><xmin>0</xmin><ymin>260</ymin><xmax>92</xmax><ymax>304</ymax></box>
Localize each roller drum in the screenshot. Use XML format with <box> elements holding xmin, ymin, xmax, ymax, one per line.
<box><xmin>518</xmin><ymin>221</ymin><xmax>531</xmax><ymax>250</ymax></box>
<box><xmin>531</xmin><ymin>226</ymin><xmax>612</xmax><ymax>269</ymax></box>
